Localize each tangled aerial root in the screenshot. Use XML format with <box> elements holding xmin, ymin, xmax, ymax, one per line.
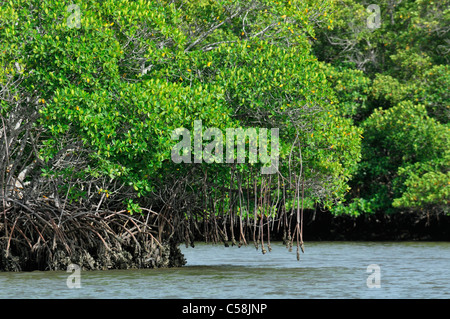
<box><xmin>0</xmin><ymin>205</ymin><xmax>186</xmax><ymax>271</ymax></box>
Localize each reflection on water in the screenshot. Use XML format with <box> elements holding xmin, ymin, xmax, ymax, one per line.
<box><xmin>1</xmin><ymin>241</ymin><xmax>449</xmax><ymax>298</ymax></box>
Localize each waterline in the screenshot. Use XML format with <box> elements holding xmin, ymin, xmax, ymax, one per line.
<box><xmin>1</xmin><ymin>242</ymin><xmax>449</xmax><ymax>299</ymax></box>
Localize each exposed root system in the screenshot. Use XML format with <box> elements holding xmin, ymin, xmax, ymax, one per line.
<box><xmin>0</xmin><ymin>205</ymin><xmax>185</xmax><ymax>271</ymax></box>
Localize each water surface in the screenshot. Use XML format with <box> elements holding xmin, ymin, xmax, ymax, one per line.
<box><xmin>1</xmin><ymin>241</ymin><xmax>449</xmax><ymax>298</ymax></box>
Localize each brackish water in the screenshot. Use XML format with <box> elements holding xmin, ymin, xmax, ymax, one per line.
<box><xmin>1</xmin><ymin>241</ymin><xmax>449</xmax><ymax>298</ymax></box>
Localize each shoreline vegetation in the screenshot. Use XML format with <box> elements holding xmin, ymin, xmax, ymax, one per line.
<box><xmin>1</xmin><ymin>208</ymin><xmax>448</xmax><ymax>271</ymax></box>
<box><xmin>0</xmin><ymin>206</ymin><xmax>187</xmax><ymax>271</ymax></box>
<box><xmin>1</xmin><ymin>0</ymin><xmax>449</xmax><ymax>271</ymax></box>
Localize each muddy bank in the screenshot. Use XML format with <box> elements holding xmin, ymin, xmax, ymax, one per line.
<box><xmin>0</xmin><ymin>238</ymin><xmax>186</xmax><ymax>272</ymax></box>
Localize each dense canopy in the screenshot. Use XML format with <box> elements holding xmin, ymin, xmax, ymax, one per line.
<box><xmin>0</xmin><ymin>0</ymin><xmax>448</xmax><ymax>270</ymax></box>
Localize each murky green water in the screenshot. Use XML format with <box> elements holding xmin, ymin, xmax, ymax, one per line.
<box><xmin>1</xmin><ymin>241</ymin><xmax>449</xmax><ymax>299</ymax></box>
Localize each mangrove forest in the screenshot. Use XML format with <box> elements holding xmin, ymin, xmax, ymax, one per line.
<box><xmin>0</xmin><ymin>0</ymin><xmax>449</xmax><ymax>271</ymax></box>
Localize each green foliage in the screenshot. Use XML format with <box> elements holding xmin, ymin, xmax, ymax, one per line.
<box><xmin>313</xmin><ymin>0</ymin><xmax>450</xmax><ymax>72</ymax></box>
<box><xmin>331</xmin><ymin>197</ymin><xmax>376</xmax><ymax>216</ymax></box>
<box><xmin>356</xmin><ymin>102</ymin><xmax>449</xmax><ymax>212</ymax></box>
<box><xmin>393</xmin><ymin>152</ymin><xmax>450</xmax><ymax>211</ymax></box>
<box><xmin>1</xmin><ymin>0</ymin><xmax>362</xmax><ymax>219</ymax></box>
<box><xmin>311</xmin><ymin>0</ymin><xmax>449</xmax><ymax>215</ymax></box>
<box><xmin>322</xmin><ymin>63</ymin><xmax>372</xmax><ymax>121</ymax></box>
<box><xmin>3</xmin><ymin>0</ymin><xmax>446</xmax><ymax>220</ymax></box>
